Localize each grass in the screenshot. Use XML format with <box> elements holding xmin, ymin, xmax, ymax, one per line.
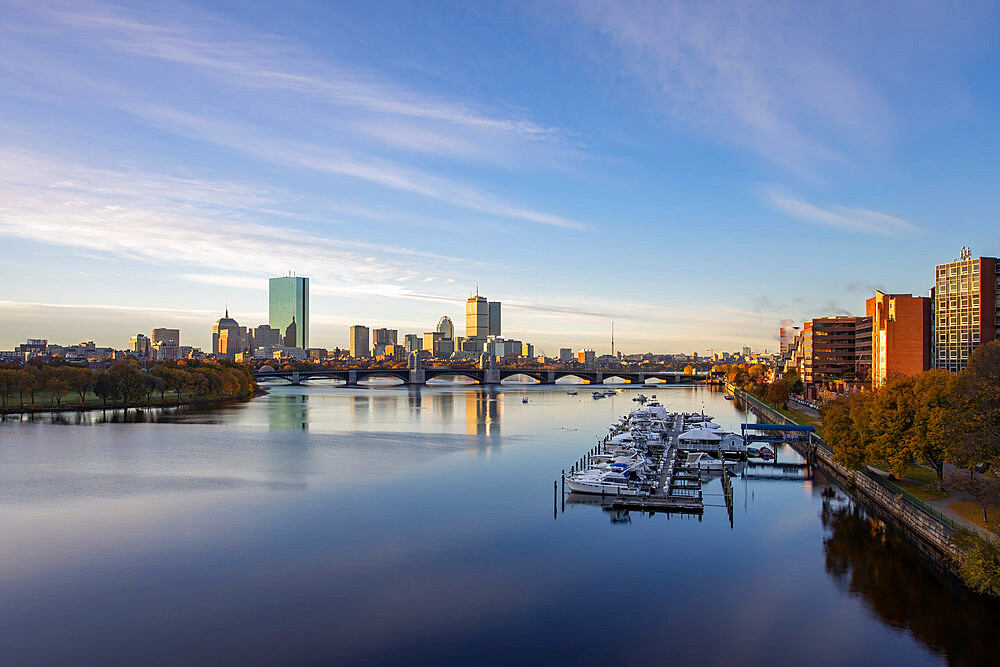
<box><xmin>949</xmin><ymin>501</ymin><xmax>1000</xmax><ymax>534</ymax></box>
<box><xmin>894</xmin><ymin>479</ymin><xmax>951</xmax><ymax>501</ymax></box>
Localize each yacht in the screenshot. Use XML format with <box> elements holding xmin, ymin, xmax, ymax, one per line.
<box><xmin>566</xmin><ymin>467</ymin><xmax>645</xmax><ymax>495</ymax></box>
<box><xmin>681</xmin><ymin>452</ymin><xmax>729</xmax><ymax>471</ymax></box>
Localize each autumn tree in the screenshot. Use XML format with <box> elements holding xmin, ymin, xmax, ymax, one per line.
<box><xmin>62</xmin><ymin>366</ymin><xmax>96</xmax><ymax>404</ymax></box>
<box><xmin>950</xmin><ymin>341</ymin><xmax>1000</xmax><ymax>474</ymax></box>
<box><xmin>0</xmin><ymin>369</ymin><xmax>19</xmax><ymax>407</ymax></box>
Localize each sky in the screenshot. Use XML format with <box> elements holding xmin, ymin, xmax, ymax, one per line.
<box><xmin>1</xmin><ymin>0</ymin><xmax>999</xmax><ymax>355</ymax></box>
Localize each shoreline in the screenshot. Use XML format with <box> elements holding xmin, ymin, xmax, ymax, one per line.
<box><xmin>0</xmin><ymin>388</ymin><xmax>263</xmax><ymax>417</ymax></box>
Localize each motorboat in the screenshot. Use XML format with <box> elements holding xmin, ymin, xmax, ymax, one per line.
<box><xmin>566</xmin><ymin>390</ymin><xmax>578</xmax><ymax>396</ymax></box>
<box><xmin>724</xmin><ymin>395</ymin><xmax>735</xmax><ymax>401</ymax></box>
<box><xmin>681</xmin><ymin>452</ymin><xmax>729</xmax><ymax>471</ymax></box>
<box><xmin>592</xmin><ymin>391</ymin><xmax>605</xmax><ymax>399</ymax></box>
<box><xmin>633</xmin><ymin>394</ymin><xmax>648</xmax><ymax>403</ymax></box>
<box><xmin>522</xmin><ymin>397</ymin><xmax>529</xmax><ymax>404</ymax></box>
<box><xmin>566</xmin><ymin>467</ymin><xmax>645</xmax><ymax>495</ymax></box>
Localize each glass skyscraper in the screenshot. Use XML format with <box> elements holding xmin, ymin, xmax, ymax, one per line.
<box><xmin>269</xmin><ymin>276</ymin><xmax>309</xmax><ymax>349</ymax></box>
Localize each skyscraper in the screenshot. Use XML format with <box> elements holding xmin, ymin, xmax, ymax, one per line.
<box><xmin>488</xmin><ymin>301</ymin><xmax>501</xmax><ymax>336</ymax></box>
<box><xmin>350</xmin><ymin>325</ymin><xmax>370</xmax><ymax>358</ymax></box>
<box><xmin>436</xmin><ymin>316</ymin><xmax>454</xmax><ymax>340</ymax></box>
<box><xmin>932</xmin><ymin>249</ymin><xmax>999</xmax><ymax>373</ymax></box>
<box><xmin>466</xmin><ymin>295</ymin><xmax>489</xmax><ymax>339</ymax></box>
<box><xmin>269</xmin><ymin>276</ymin><xmax>309</xmax><ymax>349</ymax></box>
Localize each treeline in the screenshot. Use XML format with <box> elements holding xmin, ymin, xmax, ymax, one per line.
<box><xmin>714</xmin><ymin>363</ymin><xmax>795</xmax><ymax>402</ymax></box>
<box><xmin>821</xmin><ymin>341</ymin><xmax>1000</xmax><ymax>489</ymax></box>
<box><xmin>0</xmin><ymin>359</ymin><xmax>257</xmax><ymax>409</ymax></box>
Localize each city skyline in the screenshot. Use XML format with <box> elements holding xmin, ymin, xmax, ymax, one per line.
<box><xmin>2</xmin><ymin>2</ymin><xmax>1000</xmax><ymax>352</ymax></box>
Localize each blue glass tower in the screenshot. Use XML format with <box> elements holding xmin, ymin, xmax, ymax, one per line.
<box><xmin>269</xmin><ymin>276</ymin><xmax>309</xmax><ymax>349</ymax></box>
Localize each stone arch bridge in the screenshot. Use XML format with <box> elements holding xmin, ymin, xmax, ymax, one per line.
<box><xmin>254</xmin><ymin>367</ymin><xmax>708</xmax><ymax>387</ymax></box>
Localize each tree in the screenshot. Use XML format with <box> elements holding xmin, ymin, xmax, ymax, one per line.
<box><xmin>0</xmin><ymin>369</ymin><xmax>19</xmax><ymax>407</ymax></box>
<box><xmin>950</xmin><ymin>529</ymin><xmax>1000</xmax><ymax>597</ymax></box>
<box><xmin>62</xmin><ymin>366</ymin><xmax>96</xmax><ymax>404</ymax></box>
<box><xmin>682</xmin><ymin>365</ymin><xmax>694</xmax><ymax>375</ymax></box>
<box><xmin>17</xmin><ymin>369</ymin><xmax>37</xmax><ymax>406</ymax></box>
<box><xmin>93</xmin><ymin>372</ymin><xmax>116</xmax><ymax>406</ymax></box>
<box><xmin>106</xmin><ymin>363</ymin><xmax>146</xmax><ymax>403</ymax></box>
<box><xmin>145</xmin><ymin>374</ymin><xmax>165</xmax><ymax>402</ymax></box>
<box><xmin>950</xmin><ymin>341</ymin><xmax>1000</xmax><ymax>474</ymax></box>
<box><xmin>765</xmin><ymin>380</ymin><xmax>790</xmax><ymax>408</ymax></box>
<box><xmin>947</xmin><ymin>471</ymin><xmax>1000</xmax><ymax>523</ymax></box>
<box><xmin>43</xmin><ymin>368</ymin><xmax>70</xmax><ymax>406</ymax></box>
<box><xmin>907</xmin><ymin>370</ymin><xmax>956</xmax><ymax>489</ymax></box>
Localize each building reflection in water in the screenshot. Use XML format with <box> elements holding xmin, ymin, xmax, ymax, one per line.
<box><xmin>820</xmin><ymin>493</ymin><xmax>1000</xmax><ymax>664</ymax></box>
<box><xmin>465</xmin><ymin>388</ymin><xmax>500</xmax><ymax>438</ymax></box>
<box><xmin>269</xmin><ymin>394</ymin><xmax>309</xmax><ymax>430</ymax></box>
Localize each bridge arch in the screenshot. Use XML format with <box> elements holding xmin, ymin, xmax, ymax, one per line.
<box><xmin>424</xmin><ymin>370</ymin><xmax>483</xmax><ymax>384</ymax></box>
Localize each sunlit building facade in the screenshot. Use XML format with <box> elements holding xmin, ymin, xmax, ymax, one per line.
<box><xmin>867</xmin><ymin>291</ymin><xmax>931</xmax><ymax>387</ymax></box>
<box><xmin>932</xmin><ymin>250</ymin><xmax>999</xmax><ymax>373</ymax></box>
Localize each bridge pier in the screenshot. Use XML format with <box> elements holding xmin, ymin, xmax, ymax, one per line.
<box><xmin>408</xmin><ymin>369</ymin><xmax>425</xmax><ymax>385</ymax></box>
<box><xmin>546</xmin><ymin>370</ymin><xmax>555</xmax><ymax>385</ymax></box>
<box><xmin>290</xmin><ymin>371</ymin><xmax>301</xmax><ymax>386</ymax></box>
<box><xmin>347</xmin><ymin>370</ymin><xmax>358</xmax><ymax>387</ymax></box>
<box><xmin>483</xmin><ymin>368</ymin><xmax>500</xmax><ymax>385</ymax></box>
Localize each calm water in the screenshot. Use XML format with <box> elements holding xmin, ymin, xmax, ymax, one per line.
<box><xmin>1</xmin><ymin>384</ymin><xmax>997</xmax><ymax>665</ymax></box>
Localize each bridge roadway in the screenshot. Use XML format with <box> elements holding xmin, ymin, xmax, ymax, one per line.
<box><xmin>254</xmin><ymin>367</ymin><xmax>708</xmax><ymax>387</ymax></box>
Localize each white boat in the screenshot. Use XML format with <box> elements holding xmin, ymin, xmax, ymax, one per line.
<box><xmin>681</xmin><ymin>452</ymin><xmax>728</xmax><ymax>471</ymax></box>
<box><xmin>566</xmin><ymin>468</ymin><xmax>644</xmax><ymax>495</ymax></box>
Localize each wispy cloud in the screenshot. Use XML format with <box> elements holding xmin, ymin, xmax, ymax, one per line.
<box><xmin>762</xmin><ymin>185</ymin><xmax>918</xmax><ymax>236</ymax></box>
<box><xmin>562</xmin><ymin>0</ymin><xmax>890</xmax><ymax>170</ymax></box>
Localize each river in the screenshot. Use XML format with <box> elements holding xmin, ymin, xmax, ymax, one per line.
<box><xmin>0</xmin><ymin>383</ymin><xmax>997</xmax><ymax>664</ymax></box>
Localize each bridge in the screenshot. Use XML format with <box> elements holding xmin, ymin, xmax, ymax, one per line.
<box><xmin>254</xmin><ymin>366</ymin><xmax>709</xmax><ymax>387</ymax></box>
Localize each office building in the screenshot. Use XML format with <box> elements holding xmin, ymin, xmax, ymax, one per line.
<box><xmin>932</xmin><ymin>249</ymin><xmax>999</xmax><ymax>373</ymax></box>
<box><xmin>152</xmin><ymin>328</ymin><xmax>180</xmax><ymax>347</ymax></box>
<box><xmin>466</xmin><ymin>295</ymin><xmax>489</xmax><ymax>339</ymax></box>
<box><xmin>269</xmin><ymin>275</ymin><xmax>309</xmax><ymax>349</ymax></box>
<box><xmin>578</xmin><ymin>349</ymin><xmax>596</xmax><ymax>366</ymax></box>
<box><xmin>867</xmin><ymin>291</ymin><xmax>931</xmax><ymax>387</ymax></box>
<box><xmin>128</xmin><ymin>333</ymin><xmax>150</xmax><ymax>357</ymax></box>
<box><xmin>559</xmin><ymin>348</ymin><xmax>573</xmax><ymax>362</ymax></box>
<box><xmin>350</xmin><ymin>325</ymin><xmax>370</xmax><ymax>358</ymax></box>
<box><xmin>212</xmin><ymin>312</ymin><xmax>243</xmax><ymax>357</ymax></box>
<box><xmin>487</xmin><ymin>338</ymin><xmax>521</xmax><ymax>359</ymax></box>
<box><xmin>373</xmin><ymin>328</ymin><xmax>398</xmax><ymax>347</ymax></box>
<box><xmin>521</xmin><ymin>342</ymin><xmax>534</xmax><ymax>358</ymax></box>
<box><xmin>249</xmin><ymin>325</ymin><xmax>281</xmax><ymax>349</ymax></box>
<box><xmin>793</xmin><ymin>316</ymin><xmax>872</xmax><ymax>389</ymax></box>
<box><xmin>488</xmin><ymin>301</ymin><xmax>501</xmax><ymax>336</ymax></box>
<box><xmin>436</xmin><ymin>316</ymin><xmax>454</xmax><ymax>340</ymax></box>
<box><xmin>403</xmin><ymin>333</ymin><xmax>422</xmax><ymax>355</ymax></box>
<box><xmin>742</xmin><ymin>346</ymin><xmax>751</xmax><ymax>358</ymax></box>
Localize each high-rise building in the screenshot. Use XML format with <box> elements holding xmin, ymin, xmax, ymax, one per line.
<box><xmin>249</xmin><ymin>325</ymin><xmax>281</xmax><ymax>349</ymax></box>
<box><xmin>403</xmin><ymin>333</ymin><xmax>422</xmax><ymax>355</ymax></box>
<box><xmin>372</xmin><ymin>328</ymin><xmax>398</xmax><ymax>346</ymax></box>
<box><xmin>128</xmin><ymin>333</ymin><xmax>150</xmax><ymax>357</ymax></box>
<box><xmin>350</xmin><ymin>325</ymin><xmax>370</xmax><ymax>358</ymax></box>
<box><xmin>436</xmin><ymin>316</ymin><xmax>454</xmax><ymax>340</ymax></box>
<box><xmin>151</xmin><ymin>328</ymin><xmax>180</xmax><ymax>347</ymax></box>
<box><xmin>867</xmin><ymin>291</ymin><xmax>931</xmax><ymax>387</ymax></box>
<box><xmin>466</xmin><ymin>295</ymin><xmax>489</xmax><ymax>339</ymax></box>
<box><xmin>521</xmin><ymin>342</ymin><xmax>534</xmax><ymax>358</ymax></box>
<box><xmin>742</xmin><ymin>346</ymin><xmax>751</xmax><ymax>358</ymax></box>
<box><xmin>269</xmin><ymin>276</ymin><xmax>309</xmax><ymax>349</ymax></box>
<box><xmin>932</xmin><ymin>249</ymin><xmax>999</xmax><ymax>373</ymax></box>
<box><xmin>488</xmin><ymin>301</ymin><xmax>501</xmax><ymax>336</ymax></box>
<box><xmin>212</xmin><ymin>311</ymin><xmax>242</xmax><ymax>356</ymax></box>
<box><xmin>559</xmin><ymin>348</ymin><xmax>573</xmax><ymax>362</ymax></box>
<box><xmin>578</xmin><ymin>349</ymin><xmax>596</xmax><ymax>366</ymax></box>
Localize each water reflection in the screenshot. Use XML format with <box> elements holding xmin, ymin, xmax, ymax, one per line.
<box><xmin>821</xmin><ymin>494</ymin><xmax>1000</xmax><ymax>664</ymax></box>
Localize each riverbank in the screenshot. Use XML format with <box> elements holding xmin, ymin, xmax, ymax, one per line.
<box><xmin>0</xmin><ymin>389</ymin><xmax>261</xmax><ymax>416</ymax></box>
<box><xmin>727</xmin><ymin>383</ymin><xmax>965</xmax><ymax>573</ymax></box>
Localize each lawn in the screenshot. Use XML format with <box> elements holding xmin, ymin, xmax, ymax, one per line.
<box><xmin>949</xmin><ymin>501</ymin><xmax>1000</xmax><ymax>534</ymax></box>
<box><xmin>894</xmin><ymin>478</ymin><xmax>951</xmax><ymax>501</ymax></box>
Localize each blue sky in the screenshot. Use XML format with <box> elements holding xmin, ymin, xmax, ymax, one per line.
<box><xmin>1</xmin><ymin>0</ymin><xmax>999</xmax><ymax>355</ymax></box>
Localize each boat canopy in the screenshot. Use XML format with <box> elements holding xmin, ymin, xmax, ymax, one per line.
<box><xmin>678</xmin><ymin>428</ymin><xmax>723</xmax><ymax>442</ymax></box>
